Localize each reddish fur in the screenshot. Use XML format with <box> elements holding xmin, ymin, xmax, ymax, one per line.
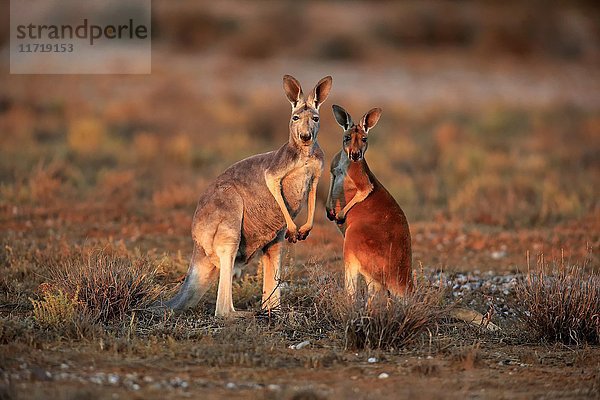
<box><xmin>342</xmin><ymin>159</ymin><xmax>413</xmax><ymax>296</ymax></box>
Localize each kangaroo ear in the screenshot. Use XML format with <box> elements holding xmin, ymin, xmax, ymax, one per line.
<box><xmin>307</xmin><ymin>76</ymin><xmax>332</xmax><ymax>110</ymax></box>
<box><xmin>332</xmin><ymin>104</ymin><xmax>353</xmax><ymax>131</ymax></box>
<box><xmin>360</xmin><ymin>108</ymin><xmax>382</xmax><ymax>133</ymax></box>
<box><xmin>283</xmin><ymin>75</ymin><xmax>304</xmax><ymax>108</ymax></box>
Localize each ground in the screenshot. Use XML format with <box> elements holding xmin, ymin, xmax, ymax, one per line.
<box><xmin>1</xmin><ymin>2</ymin><xmax>599</xmax><ymax>398</ymax></box>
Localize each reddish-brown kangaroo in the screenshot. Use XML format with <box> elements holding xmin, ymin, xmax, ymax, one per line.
<box><xmin>325</xmin><ymin>105</ymin><xmax>413</xmax><ymax>298</ymax></box>
<box><xmin>325</xmin><ymin>105</ymin><xmax>500</xmax><ymax>331</ymax></box>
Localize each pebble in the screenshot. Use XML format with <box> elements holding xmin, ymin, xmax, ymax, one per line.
<box><xmin>170</xmin><ymin>377</ymin><xmax>189</xmax><ymax>388</ymax></box>
<box><xmin>491</xmin><ymin>251</ymin><xmax>507</xmax><ymax>260</ymax></box>
<box><xmin>7</xmin><ymin>272</ymin><xmax>525</xmax><ymax>394</ymax></box>
<box><xmin>289</xmin><ymin>340</ymin><xmax>311</xmax><ymax>350</ymax></box>
<box><xmin>429</xmin><ymin>271</ymin><xmax>521</xmax><ymax>318</ymax></box>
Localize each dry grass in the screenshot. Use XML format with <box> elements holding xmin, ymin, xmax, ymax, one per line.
<box><xmin>152</xmin><ymin>183</ymin><xmax>197</xmax><ymax>209</ymax></box>
<box><xmin>0</xmin><ymin>3</ymin><xmax>598</xmax><ymax>398</ymax></box>
<box><xmin>30</xmin><ymin>288</ymin><xmax>80</xmax><ymax>327</ymax></box>
<box><xmin>67</xmin><ymin>117</ymin><xmax>107</xmax><ymax>156</ymax></box>
<box><xmin>276</xmin><ymin>267</ymin><xmax>446</xmax><ymax>350</ymax></box>
<box><xmin>39</xmin><ymin>249</ymin><xmax>160</xmax><ymax>326</ymax></box>
<box><xmin>515</xmin><ymin>257</ymin><xmax>600</xmax><ymax>345</ymax></box>
<box><xmin>330</xmin><ymin>288</ymin><xmax>446</xmax><ymax>350</ymax></box>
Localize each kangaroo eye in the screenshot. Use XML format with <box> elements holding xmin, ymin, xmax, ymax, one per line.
<box><xmin>292</xmin><ymin>115</ymin><xmax>299</xmax><ymax>121</ymax></box>
<box><xmin>312</xmin><ymin>116</ymin><xmax>319</xmax><ymax>122</ymax></box>
<box><xmin>343</xmin><ymin>136</ymin><xmax>351</xmax><ymax>143</ymax></box>
<box><xmin>362</xmin><ymin>137</ymin><xmax>368</xmax><ymax>143</ymax></box>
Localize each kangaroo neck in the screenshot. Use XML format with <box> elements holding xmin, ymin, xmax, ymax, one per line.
<box><xmin>347</xmin><ymin>157</ymin><xmax>369</xmax><ymax>175</ymax></box>
<box><xmin>289</xmin><ymin>136</ymin><xmax>318</xmax><ymax>158</ymax></box>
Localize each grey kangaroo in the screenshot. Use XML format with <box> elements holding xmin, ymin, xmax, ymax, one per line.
<box><xmin>158</xmin><ymin>75</ymin><xmax>332</xmax><ymax>317</ymax></box>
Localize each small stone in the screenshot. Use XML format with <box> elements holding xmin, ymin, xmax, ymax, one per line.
<box><xmin>143</xmin><ymin>376</ymin><xmax>153</xmax><ymax>383</ymax></box>
<box><xmin>31</xmin><ymin>367</ymin><xmax>52</xmax><ymax>381</ymax></box>
<box><xmin>108</xmin><ymin>374</ymin><xmax>120</xmax><ymax>385</ymax></box>
<box><xmin>226</xmin><ymin>382</ymin><xmax>236</xmax><ymax>389</ymax></box>
<box><xmin>170</xmin><ymin>377</ymin><xmax>183</xmax><ymax>387</ymax></box>
<box><xmin>131</xmin><ymin>383</ymin><xmax>140</xmax><ymax>391</ymax></box>
<box><xmin>378</xmin><ymin>373</ymin><xmax>389</xmax><ymax>379</ymax></box>
<box><xmin>60</xmin><ymin>363</ymin><xmax>69</xmax><ymax>370</ymax></box>
<box><xmin>367</xmin><ymin>357</ymin><xmax>377</xmax><ymax>363</ymax></box>
<box><xmin>267</xmin><ymin>384</ymin><xmax>281</xmax><ymax>391</ymax></box>
<box><xmin>289</xmin><ymin>340</ymin><xmax>311</xmax><ymax>350</ymax></box>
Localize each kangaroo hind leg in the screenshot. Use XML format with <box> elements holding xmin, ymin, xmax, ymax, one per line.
<box><xmin>261</xmin><ymin>238</ymin><xmax>284</xmax><ymax>311</ymax></box>
<box><xmin>212</xmin><ymin>198</ymin><xmax>244</xmax><ymax>318</ymax></box>
<box><xmin>158</xmin><ymin>246</ymin><xmax>217</xmax><ymax>312</ymax></box>
<box><xmin>344</xmin><ymin>251</ymin><xmax>361</xmax><ymax>300</ymax></box>
<box><xmin>361</xmin><ymin>272</ymin><xmax>384</xmax><ymax>298</ymax></box>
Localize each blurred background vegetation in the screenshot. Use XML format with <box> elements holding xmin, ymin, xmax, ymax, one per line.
<box><xmin>0</xmin><ymin>0</ymin><xmax>598</xmax><ymax>236</ymax></box>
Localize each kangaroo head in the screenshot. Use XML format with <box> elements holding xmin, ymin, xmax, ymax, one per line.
<box><xmin>332</xmin><ymin>105</ymin><xmax>382</xmax><ymax>162</ymax></box>
<box><xmin>283</xmin><ymin>75</ymin><xmax>332</xmax><ymax>146</ymax></box>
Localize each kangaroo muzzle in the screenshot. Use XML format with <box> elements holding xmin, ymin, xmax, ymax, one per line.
<box><xmin>300</xmin><ymin>132</ymin><xmax>312</xmax><ymax>143</ymax></box>
<box><xmin>349</xmin><ymin>150</ymin><xmax>362</xmax><ymax>162</ymax></box>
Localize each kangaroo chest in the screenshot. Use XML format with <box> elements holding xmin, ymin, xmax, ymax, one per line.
<box><xmin>282</xmin><ymin>156</ymin><xmax>322</xmax><ymax>215</ymax></box>
<box><xmin>331</xmin><ymin>159</ymin><xmax>372</xmax><ymax>209</ymax></box>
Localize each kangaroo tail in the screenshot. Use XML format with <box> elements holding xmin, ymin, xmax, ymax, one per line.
<box><xmin>450</xmin><ymin>307</ymin><xmax>501</xmax><ymax>331</ymax></box>
<box><xmin>151</xmin><ymin>247</ymin><xmax>215</xmax><ymax>313</ymax></box>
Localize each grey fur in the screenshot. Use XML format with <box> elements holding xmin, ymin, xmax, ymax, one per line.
<box><xmin>157</xmin><ymin>75</ymin><xmax>332</xmax><ymax>316</ymax></box>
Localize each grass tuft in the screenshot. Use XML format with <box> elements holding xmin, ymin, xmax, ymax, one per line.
<box><xmin>40</xmin><ymin>249</ymin><xmax>160</xmax><ymax>325</ymax></box>
<box><xmin>280</xmin><ymin>267</ymin><xmax>446</xmax><ymax>350</ymax></box>
<box><xmin>30</xmin><ymin>288</ymin><xmax>80</xmax><ymax>328</ymax></box>
<box><xmin>515</xmin><ymin>259</ymin><xmax>600</xmax><ymax>345</ymax></box>
<box><xmin>331</xmin><ymin>287</ymin><xmax>445</xmax><ymax>350</ymax></box>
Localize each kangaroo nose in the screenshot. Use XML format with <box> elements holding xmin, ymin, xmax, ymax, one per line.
<box><xmin>350</xmin><ymin>151</ymin><xmax>362</xmax><ymax>161</ymax></box>
<box><xmin>300</xmin><ymin>133</ymin><xmax>312</xmax><ymax>143</ymax></box>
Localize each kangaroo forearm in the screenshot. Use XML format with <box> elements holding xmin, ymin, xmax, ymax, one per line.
<box><xmin>341</xmin><ymin>185</ymin><xmax>373</xmax><ymax>216</ymax></box>
<box><xmin>325</xmin><ymin>176</ymin><xmax>335</xmax><ymax>211</ymax></box>
<box><xmin>304</xmin><ymin>178</ymin><xmax>319</xmax><ymax>226</ymax></box>
<box><xmin>265</xmin><ymin>173</ymin><xmax>295</xmax><ymax>227</ymax></box>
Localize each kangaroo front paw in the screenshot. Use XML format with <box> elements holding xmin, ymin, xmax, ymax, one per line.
<box><xmin>297</xmin><ymin>225</ymin><xmax>311</xmax><ymax>241</ymax></box>
<box><xmin>335</xmin><ymin>213</ymin><xmax>346</xmax><ymax>225</ymax></box>
<box><xmin>326</xmin><ymin>208</ymin><xmax>336</xmax><ymax>221</ymax></box>
<box><xmin>285</xmin><ymin>227</ymin><xmax>298</xmax><ymax>243</ymax></box>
